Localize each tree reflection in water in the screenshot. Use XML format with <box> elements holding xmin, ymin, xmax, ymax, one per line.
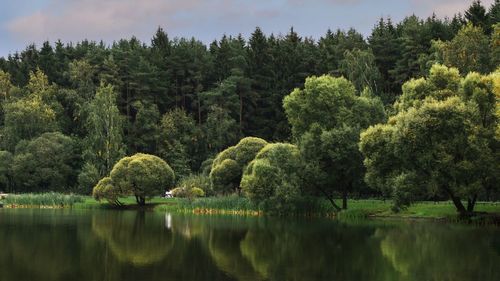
<box><xmin>1</xmin><ymin>209</ymin><xmax>500</xmax><ymax>281</ymax></box>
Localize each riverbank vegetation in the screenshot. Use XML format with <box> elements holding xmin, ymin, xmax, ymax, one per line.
<box><xmin>3</xmin><ymin>193</ymin><xmax>500</xmax><ymax>220</ymax></box>
<box><xmin>1</xmin><ymin>192</ymin><xmax>83</xmax><ymax>208</ymax></box>
<box><xmin>0</xmin><ymin>1</ymin><xmax>498</xmax><ymax>217</ymax></box>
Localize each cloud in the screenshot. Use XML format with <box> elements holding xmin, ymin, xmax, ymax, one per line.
<box><xmin>2</xmin><ymin>0</ymin><xmax>495</xmax><ymax>55</ymax></box>
<box><xmin>5</xmin><ymin>0</ymin><xmax>277</xmax><ymax>43</ymax></box>
<box><xmin>409</xmin><ymin>0</ymin><xmax>495</xmax><ymax>18</ymax></box>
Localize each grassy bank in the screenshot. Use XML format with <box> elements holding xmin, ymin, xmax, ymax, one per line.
<box><xmin>153</xmin><ymin>197</ymin><xmax>500</xmax><ymax>220</ymax></box>
<box><xmin>2</xmin><ymin>193</ymin><xmax>500</xmax><ymax>221</ymax></box>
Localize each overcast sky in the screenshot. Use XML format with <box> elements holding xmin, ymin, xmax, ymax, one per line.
<box><xmin>0</xmin><ymin>0</ymin><xmax>494</xmax><ymax>57</ymax></box>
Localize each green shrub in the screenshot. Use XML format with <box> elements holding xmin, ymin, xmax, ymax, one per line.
<box><xmin>171</xmin><ymin>187</ymin><xmax>205</xmax><ymax>198</ymax></box>
<box><xmin>200</xmin><ymin>157</ymin><xmax>214</xmax><ymax>176</ymax></box>
<box><xmin>241</xmin><ymin>143</ymin><xmax>304</xmax><ymax>214</ymax></box>
<box><xmin>191</xmin><ymin>187</ymin><xmax>205</xmax><ymax>197</ymax></box>
<box><xmin>210</xmin><ymin>137</ymin><xmax>267</xmax><ymax>194</ymax></box>
<box><xmin>77</xmin><ymin>163</ymin><xmax>100</xmax><ymax>194</ymax></box>
<box><xmin>92</xmin><ymin>177</ymin><xmax>124</xmax><ymax>205</ymax></box>
<box><xmin>178</xmin><ymin>174</ymin><xmax>213</xmax><ymax>196</ymax></box>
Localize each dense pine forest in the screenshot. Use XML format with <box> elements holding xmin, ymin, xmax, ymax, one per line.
<box><xmin>0</xmin><ymin>0</ymin><xmax>498</xmax><ymax>213</ymax></box>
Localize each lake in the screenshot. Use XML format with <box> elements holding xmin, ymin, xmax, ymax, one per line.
<box><xmin>0</xmin><ymin>209</ymin><xmax>499</xmax><ymax>281</ymax></box>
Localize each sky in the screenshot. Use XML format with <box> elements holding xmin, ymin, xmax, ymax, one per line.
<box><xmin>0</xmin><ymin>0</ymin><xmax>495</xmax><ymax>57</ymax></box>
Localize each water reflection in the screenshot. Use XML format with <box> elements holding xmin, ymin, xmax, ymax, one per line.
<box><xmin>0</xmin><ymin>209</ymin><xmax>499</xmax><ymax>281</ymax></box>
<box><xmin>92</xmin><ymin>211</ymin><xmax>174</xmax><ymax>266</ymax></box>
<box><xmin>376</xmin><ymin>223</ymin><xmax>500</xmax><ymax>281</ymax></box>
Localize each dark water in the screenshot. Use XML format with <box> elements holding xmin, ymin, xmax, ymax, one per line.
<box><xmin>0</xmin><ymin>209</ymin><xmax>500</xmax><ymax>281</ymax></box>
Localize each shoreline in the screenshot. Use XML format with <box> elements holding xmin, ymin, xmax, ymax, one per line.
<box><xmin>2</xmin><ymin>200</ymin><xmax>500</xmax><ymax>225</ymax></box>
<box><xmin>2</xmin><ymin>195</ymin><xmax>500</xmax><ymax>224</ymax></box>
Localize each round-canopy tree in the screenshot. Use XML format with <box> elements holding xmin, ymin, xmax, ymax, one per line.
<box><xmin>12</xmin><ymin>132</ymin><xmax>79</xmax><ymax>192</ymax></box>
<box><xmin>93</xmin><ymin>153</ymin><xmax>175</xmax><ymax>205</ymax></box>
<box><xmin>241</xmin><ymin>143</ymin><xmax>303</xmax><ymax>213</ymax></box>
<box><xmin>209</xmin><ymin>137</ymin><xmax>268</xmax><ymax>194</ymax></box>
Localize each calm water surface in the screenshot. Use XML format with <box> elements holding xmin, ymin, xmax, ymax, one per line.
<box><xmin>0</xmin><ymin>209</ymin><xmax>499</xmax><ymax>281</ymax></box>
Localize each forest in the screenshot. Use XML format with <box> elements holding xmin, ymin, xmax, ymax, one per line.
<box><xmin>0</xmin><ymin>0</ymin><xmax>498</xmax><ymax>214</ymax></box>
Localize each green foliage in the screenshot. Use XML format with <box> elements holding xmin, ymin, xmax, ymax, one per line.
<box><xmin>82</xmin><ymin>82</ymin><xmax>125</xmax><ymax>177</ymax></box>
<box><xmin>0</xmin><ymin>150</ymin><xmax>13</xmax><ymax>192</ymax></box>
<box><xmin>154</xmin><ymin>194</ymin><xmax>257</xmax><ymax>214</ymax></box>
<box><xmin>491</xmin><ymin>24</ymin><xmax>500</xmax><ymax>67</ymax></box>
<box><xmin>340</xmin><ymin>48</ymin><xmax>383</xmax><ymax>96</ymax></box>
<box><xmin>129</xmin><ymin>100</ymin><xmax>160</xmax><ymax>154</ymax></box>
<box><xmin>176</xmin><ymin>174</ymin><xmax>212</xmax><ymax>196</ymax></box>
<box><xmin>158</xmin><ymin>108</ymin><xmax>200</xmax><ymax>179</ymax></box>
<box><xmin>360</xmin><ymin>65</ymin><xmax>499</xmax><ymax>214</ymax></box>
<box><xmin>0</xmin><ymin>70</ymin><xmax>14</xmax><ymax>101</ymax></box>
<box><xmin>241</xmin><ymin>143</ymin><xmax>303</xmax><ymax>214</ymax></box>
<box><xmin>92</xmin><ymin>177</ymin><xmax>123</xmax><ymax>205</ymax></box>
<box><xmin>171</xmin><ymin>186</ymin><xmax>205</xmax><ymax>198</ymax></box>
<box><xmin>284</xmin><ymin>75</ymin><xmax>385</xmax><ymax>210</ymax></box>
<box><xmin>12</xmin><ymin>132</ymin><xmax>79</xmax><ymax>192</ymax></box>
<box><xmin>2</xmin><ymin>92</ymin><xmax>58</xmax><ymax>150</ymax></box>
<box><xmin>441</xmin><ymin>24</ymin><xmax>491</xmax><ymax>74</ymax></box>
<box><xmin>210</xmin><ymin>137</ymin><xmax>268</xmax><ymax>194</ymax></box>
<box><xmin>77</xmin><ymin>162</ymin><xmax>100</xmax><ymax>195</ymax></box>
<box><xmin>204</xmin><ymin>106</ymin><xmax>240</xmax><ymax>153</ymax></box>
<box><xmin>94</xmin><ymin>153</ymin><xmax>175</xmax><ymax>205</ymax></box>
<box><xmin>2</xmin><ymin>192</ymin><xmax>83</xmax><ymax>207</ymax></box>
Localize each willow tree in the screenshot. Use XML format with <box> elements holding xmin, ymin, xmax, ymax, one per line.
<box><xmin>284</xmin><ymin>75</ymin><xmax>385</xmax><ymax>210</ymax></box>
<box><xmin>360</xmin><ymin>65</ymin><xmax>499</xmax><ymax>214</ymax></box>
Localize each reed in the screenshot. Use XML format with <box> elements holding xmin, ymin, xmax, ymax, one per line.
<box><xmin>2</xmin><ymin>192</ymin><xmax>84</xmax><ymax>208</ymax></box>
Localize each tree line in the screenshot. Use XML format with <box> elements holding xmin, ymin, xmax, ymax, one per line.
<box><xmin>0</xmin><ymin>1</ymin><xmax>498</xmax><ymax>214</ymax></box>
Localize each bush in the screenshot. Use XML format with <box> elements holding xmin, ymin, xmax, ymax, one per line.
<box><xmin>241</xmin><ymin>143</ymin><xmax>304</xmax><ymax>214</ymax></box>
<box><xmin>177</xmin><ymin>174</ymin><xmax>213</xmax><ymax>196</ymax></box>
<box><xmin>92</xmin><ymin>177</ymin><xmax>124</xmax><ymax>205</ymax></box>
<box><xmin>77</xmin><ymin>163</ymin><xmax>100</xmax><ymax>194</ymax></box>
<box><xmin>171</xmin><ymin>187</ymin><xmax>205</xmax><ymax>198</ymax></box>
<box><xmin>200</xmin><ymin>157</ymin><xmax>213</xmax><ymax>176</ymax></box>
<box><xmin>210</xmin><ymin>137</ymin><xmax>268</xmax><ymax>194</ymax></box>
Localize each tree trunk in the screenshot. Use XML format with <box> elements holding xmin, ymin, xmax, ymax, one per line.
<box><xmin>342</xmin><ymin>189</ymin><xmax>348</xmax><ymax>210</ymax></box>
<box><xmin>467</xmin><ymin>194</ymin><xmax>477</xmax><ymax>213</ymax></box>
<box><xmin>316</xmin><ymin>185</ymin><xmax>341</xmax><ymax>212</ymax></box>
<box><xmin>449</xmin><ymin>193</ymin><xmax>467</xmax><ymax>215</ymax></box>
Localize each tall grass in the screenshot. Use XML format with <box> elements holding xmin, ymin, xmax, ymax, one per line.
<box><xmin>155</xmin><ymin>195</ymin><xmax>260</xmax><ymax>215</ymax></box>
<box><xmin>3</xmin><ymin>192</ymin><xmax>84</xmax><ymax>207</ymax></box>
